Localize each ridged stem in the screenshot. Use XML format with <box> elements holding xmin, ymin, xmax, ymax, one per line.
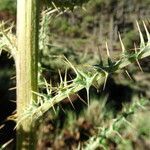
<box><xmin>16</xmin><ymin>0</ymin><xmax>40</xmax><ymax>149</ymax></box>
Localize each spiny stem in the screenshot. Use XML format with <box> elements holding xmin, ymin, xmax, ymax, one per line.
<box><xmin>18</xmin><ymin>23</ymin><xmax>150</xmax><ymax>124</ymax></box>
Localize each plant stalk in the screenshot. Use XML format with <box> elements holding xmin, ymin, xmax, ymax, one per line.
<box><xmin>16</xmin><ymin>0</ymin><xmax>40</xmax><ymax>149</ymax></box>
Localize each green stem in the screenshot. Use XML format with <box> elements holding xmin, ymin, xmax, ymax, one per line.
<box><xmin>16</xmin><ymin>0</ymin><xmax>40</xmax><ymax>149</ymax></box>
<box><xmin>33</xmin><ymin>44</ymin><xmax>150</xmax><ymax>119</ymax></box>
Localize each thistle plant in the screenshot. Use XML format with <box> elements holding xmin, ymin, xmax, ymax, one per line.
<box><xmin>83</xmin><ymin>98</ymin><xmax>149</xmax><ymax>150</ymax></box>
<box><xmin>0</xmin><ymin>1</ymin><xmax>89</xmax><ymax>149</ymax></box>
<box><xmin>17</xmin><ymin>20</ymin><xmax>150</xmax><ymax>123</ymax></box>
<box><xmin>0</xmin><ymin>2</ymin><xmax>150</xmax><ymax>149</ymax></box>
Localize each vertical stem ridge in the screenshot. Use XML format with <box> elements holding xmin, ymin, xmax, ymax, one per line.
<box><xmin>16</xmin><ymin>0</ymin><xmax>40</xmax><ymax>149</ymax></box>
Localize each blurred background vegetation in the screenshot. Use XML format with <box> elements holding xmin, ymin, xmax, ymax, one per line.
<box><xmin>0</xmin><ymin>0</ymin><xmax>150</xmax><ymax>149</ymax></box>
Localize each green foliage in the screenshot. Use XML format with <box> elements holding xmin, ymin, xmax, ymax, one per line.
<box><xmin>0</xmin><ymin>0</ymin><xmax>89</xmax><ymax>12</ymax></box>
<box><xmin>39</xmin><ymin>9</ymin><xmax>93</xmax><ymax>72</ymax></box>
<box><xmin>123</xmin><ymin>30</ymin><xmax>138</xmax><ymax>48</ymax></box>
<box><xmin>45</xmin><ymin>0</ymin><xmax>89</xmax><ymax>10</ymax></box>
<box><xmin>37</xmin><ymin>96</ymin><xmax>150</xmax><ymax>149</ymax></box>
<box><xmin>84</xmin><ymin>98</ymin><xmax>150</xmax><ymax>150</ymax></box>
<box><xmin>0</xmin><ymin>0</ymin><xmax>16</xmax><ymax>13</ymax></box>
<box><xmin>45</xmin><ymin>0</ymin><xmax>150</xmax><ymax>57</ymax></box>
